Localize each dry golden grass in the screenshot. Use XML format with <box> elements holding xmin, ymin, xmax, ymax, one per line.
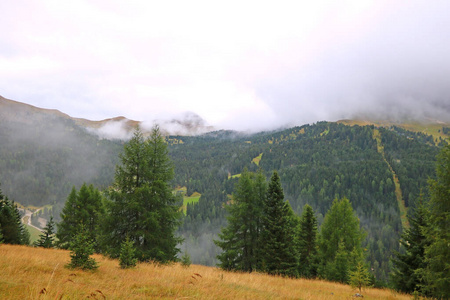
<box><xmin>0</xmin><ymin>244</ymin><xmax>411</xmax><ymax>299</ymax></box>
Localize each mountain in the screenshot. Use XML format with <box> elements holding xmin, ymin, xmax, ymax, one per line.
<box><xmin>1</xmin><ymin>95</ymin><xmax>449</xmax><ymax>284</ymax></box>
<box><xmin>0</xmin><ymin>96</ymin><xmax>214</xmax><ymax>139</ymax></box>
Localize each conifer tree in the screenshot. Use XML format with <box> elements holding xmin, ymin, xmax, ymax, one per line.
<box><xmin>417</xmin><ymin>145</ymin><xmax>450</xmax><ymax>299</ymax></box>
<box><xmin>318</xmin><ymin>197</ymin><xmax>365</xmax><ymax>283</ymax></box>
<box><xmin>215</xmin><ymin>169</ymin><xmax>266</xmax><ymax>272</ymax></box>
<box><xmin>0</xmin><ymin>186</ymin><xmax>29</xmax><ymax>245</ymax></box>
<box><xmin>260</xmin><ymin>171</ymin><xmax>298</xmax><ymax>277</ymax></box>
<box><xmin>119</xmin><ymin>236</ymin><xmax>138</xmax><ymax>269</ymax></box>
<box><xmin>102</xmin><ymin>126</ymin><xmax>182</xmax><ymax>263</ymax></box>
<box><xmin>298</xmin><ymin>204</ymin><xmax>318</xmax><ymax>278</ymax></box>
<box><xmin>181</xmin><ymin>250</ymin><xmax>192</xmax><ymax>268</ymax></box>
<box><xmin>67</xmin><ymin>225</ymin><xmax>98</xmax><ymax>271</ymax></box>
<box><xmin>349</xmin><ymin>261</ymin><xmax>371</xmax><ymax>294</ymax></box>
<box><xmin>57</xmin><ymin>184</ymin><xmax>104</xmax><ymax>251</ymax></box>
<box><xmin>34</xmin><ymin>216</ymin><xmax>55</xmax><ymax>248</ymax></box>
<box><xmin>0</xmin><ymin>223</ymin><xmax>3</xmax><ymax>244</ymax></box>
<box><xmin>391</xmin><ymin>195</ymin><xmax>429</xmax><ymax>294</ymax></box>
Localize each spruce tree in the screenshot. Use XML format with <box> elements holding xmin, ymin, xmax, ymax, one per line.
<box><xmin>180</xmin><ymin>250</ymin><xmax>192</xmax><ymax>268</ymax></box>
<box><xmin>119</xmin><ymin>236</ymin><xmax>138</xmax><ymax>269</ymax></box>
<box><xmin>102</xmin><ymin>126</ymin><xmax>182</xmax><ymax>263</ymax></box>
<box><xmin>0</xmin><ymin>186</ymin><xmax>29</xmax><ymax>245</ymax></box>
<box><xmin>67</xmin><ymin>225</ymin><xmax>98</xmax><ymax>271</ymax></box>
<box><xmin>391</xmin><ymin>195</ymin><xmax>429</xmax><ymax>294</ymax></box>
<box><xmin>260</xmin><ymin>171</ymin><xmax>298</xmax><ymax>277</ymax></box>
<box><xmin>34</xmin><ymin>216</ymin><xmax>55</xmax><ymax>248</ymax></box>
<box><xmin>215</xmin><ymin>169</ymin><xmax>266</xmax><ymax>272</ymax></box>
<box><xmin>298</xmin><ymin>204</ymin><xmax>318</xmax><ymax>278</ymax></box>
<box><xmin>318</xmin><ymin>197</ymin><xmax>365</xmax><ymax>283</ymax></box>
<box><xmin>57</xmin><ymin>184</ymin><xmax>104</xmax><ymax>251</ymax></box>
<box><xmin>417</xmin><ymin>144</ymin><xmax>450</xmax><ymax>299</ymax></box>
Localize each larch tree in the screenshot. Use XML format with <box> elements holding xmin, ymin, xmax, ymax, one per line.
<box><xmin>102</xmin><ymin>126</ymin><xmax>182</xmax><ymax>263</ymax></box>
<box><xmin>318</xmin><ymin>197</ymin><xmax>366</xmax><ymax>283</ymax></box>
<box><xmin>215</xmin><ymin>169</ymin><xmax>266</xmax><ymax>272</ymax></box>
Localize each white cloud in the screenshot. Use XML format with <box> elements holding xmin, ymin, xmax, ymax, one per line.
<box><xmin>1</xmin><ymin>0</ymin><xmax>450</xmax><ymax>130</ymax></box>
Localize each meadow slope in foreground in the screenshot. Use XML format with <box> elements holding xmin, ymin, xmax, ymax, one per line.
<box><xmin>0</xmin><ymin>244</ymin><xmax>412</xmax><ymax>299</ymax></box>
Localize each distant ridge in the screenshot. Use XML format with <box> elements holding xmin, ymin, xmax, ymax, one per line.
<box><xmin>0</xmin><ymin>96</ymin><xmax>214</xmax><ymax>138</ymax></box>
<box><xmin>337</xmin><ymin>118</ymin><xmax>450</xmax><ymax>143</ymax></box>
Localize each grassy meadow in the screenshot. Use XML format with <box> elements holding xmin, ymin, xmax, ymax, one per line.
<box><xmin>25</xmin><ymin>224</ymin><xmax>42</xmax><ymax>244</ymax></box>
<box><xmin>0</xmin><ymin>244</ymin><xmax>412</xmax><ymax>300</ymax></box>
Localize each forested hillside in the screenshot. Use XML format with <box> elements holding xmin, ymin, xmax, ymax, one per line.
<box><xmin>173</xmin><ymin>122</ymin><xmax>445</xmax><ymax>283</ymax></box>
<box><xmin>0</xmin><ymin>102</ymin><xmax>447</xmax><ymax>285</ymax></box>
<box><xmin>0</xmin><ymin>103</ymin><xmax>122</xmax><ymax>212</ymax></box>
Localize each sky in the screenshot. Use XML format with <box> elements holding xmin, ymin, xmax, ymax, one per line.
<box><xmin>1</xmin><ymin>0</ymin><xmax>450</xmax><ymax>132</ymax></box>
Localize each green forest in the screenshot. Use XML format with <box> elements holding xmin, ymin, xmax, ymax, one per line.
<box><xmin>0</xmin><ymin>112</ymin><xmax>449</xmax><ymax>298</ymax></box>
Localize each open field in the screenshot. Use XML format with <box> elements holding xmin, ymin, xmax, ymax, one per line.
<box><xmin>25</xmin><ymin>224</ymin><xmax>42</xmax><ymax>244</ymax></box>
<box><xmin>0</xmin><ymin>244</ymin><xmax>412</xmax><ymax>300</ymax></box>
<box><xmin>337</xmin><ymin>119</ymin><xmax>450</xmax><ymax>145</ymax></box>
<box><xmin>182</xmin><ymin>192</ymin><xmax>201</xmax><ymax>214</ymax></box>
<box><xmin>252</xmin><ymin>153</ymin><xmax>263</xmax><ymax>166</ymax></box>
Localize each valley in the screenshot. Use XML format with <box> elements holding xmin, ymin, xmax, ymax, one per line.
<box><xmin>0</xmin><ymin>96</ymin><xmax>448</xmax><ymax>287</ymax></box>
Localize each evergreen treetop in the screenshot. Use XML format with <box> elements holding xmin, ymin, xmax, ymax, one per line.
<box><xmin>34</xmin><ymin>216</ymin><xmax>55</xmax><ymax>248</ymax></box>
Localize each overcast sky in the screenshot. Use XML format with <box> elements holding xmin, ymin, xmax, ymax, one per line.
<box><xmin>1</xmin><ymin>1</ymin><xmax>450</xmax><ymax>131</ymax></box>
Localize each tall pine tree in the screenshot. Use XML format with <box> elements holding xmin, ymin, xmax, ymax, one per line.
<box><xmin>298</xmin><ymin>204</ymin><xmax>318</xmax><ymax>278</ymax></box>
<box><xmin>260</xmin><ymin>171</ymin><xmax>298</xmax><ymax>277</ymax></box>
<box><xmin>102</xmin><ymin>126</ymin><xmax>182</xmax><ymax>263</ymax></box>
<box><xmin>0</xmin><ymin>185</ymin><xmax>29</xmax><ymax>245</ymax></box>
<box><xmin>391</xmin><ymin>195</ymin><xmax>429</xmax><ymax>294</ymax></box>
<box><xmin>417</xmin><ymin>144</ymin><xmax>450</xmax><ymax>299</ymax></box>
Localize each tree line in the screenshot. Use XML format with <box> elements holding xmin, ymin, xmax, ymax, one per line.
<box><xmin>215</xmin><ymin>168</ymin><xmax>368</xmax><ymax>285</ymax></box>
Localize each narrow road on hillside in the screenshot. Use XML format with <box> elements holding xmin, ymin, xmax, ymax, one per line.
<box><xmin>373</xmin><ymin>129</ymin><xmax>409</xmax><ymax>230</ymax></box>
<box><xmin>22</xmin><ymin>209</ymin><xmax>43</xmax><ymax>232</ymax></box>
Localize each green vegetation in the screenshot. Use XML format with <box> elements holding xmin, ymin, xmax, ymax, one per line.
<box><xmin>25</xmin><ymin>224</ymin><xmax>42</xmax><ymax>244</ymax></box>
<box><xmin>34</xmin><ymin>216</ymin><xmax>55</xmax><ymax>248</ymax></box>
<box><xmin>252</xmin><ymin>153</ymin><xmax>263</xmax><ymax>166</ymax></box>
<box><xmin>56</xmin><ymin>184</ymin><xmax>104</xmax><ymax>251</ymax></box>
<box><xmin>119</xmin><ymin>236</ymin><xmax>138</xmax><ymax>269</ymax></box>
<box><xmin>0</xmin><ymin>187</ymin><xmax>29</xmax><ymax>245</ymax></box>
<box><xmin>1</xmin><ymin>111</ymin><xmax>447</xmax><ymax>290</ymax></box>
<box><xmin>182</xmin><ymin>193</ymin><xmax>201</xmax><ymax>214</ymax></box>
<box><xmin>67</xmin><ymin>225</ymin><xmax>98</xmax><ymax>271</ymax></box>
<box><xmin>101</xmin><ymin>126</ymin><xmax>182</xmax><ymax>263</ymax></box>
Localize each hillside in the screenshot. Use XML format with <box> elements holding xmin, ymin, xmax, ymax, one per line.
<box><xmin>0</xmin><ymin>244</ymin><xmax>410</xmax><ymax>300</ymax></box>
<box><xmin>1</xmin><ymin>96</ymin><xmax>448</xmax><ymax>284</ymax></box>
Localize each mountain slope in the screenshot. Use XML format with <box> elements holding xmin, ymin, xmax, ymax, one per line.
<box><xmin>0</xmin><ymin>96</ymin><xmax>447</xmax><ymax>284</ymax></box>
<box><xmin>0</xmin><ymin>244</ymin><xmax>410</xmax><ymax>300</ymax></box>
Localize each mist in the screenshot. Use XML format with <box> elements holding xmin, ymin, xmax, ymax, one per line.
<box><xmin>1</xmin><ymin>1</ymin><xmax>450</xmax><ymax>132</ymax></box>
